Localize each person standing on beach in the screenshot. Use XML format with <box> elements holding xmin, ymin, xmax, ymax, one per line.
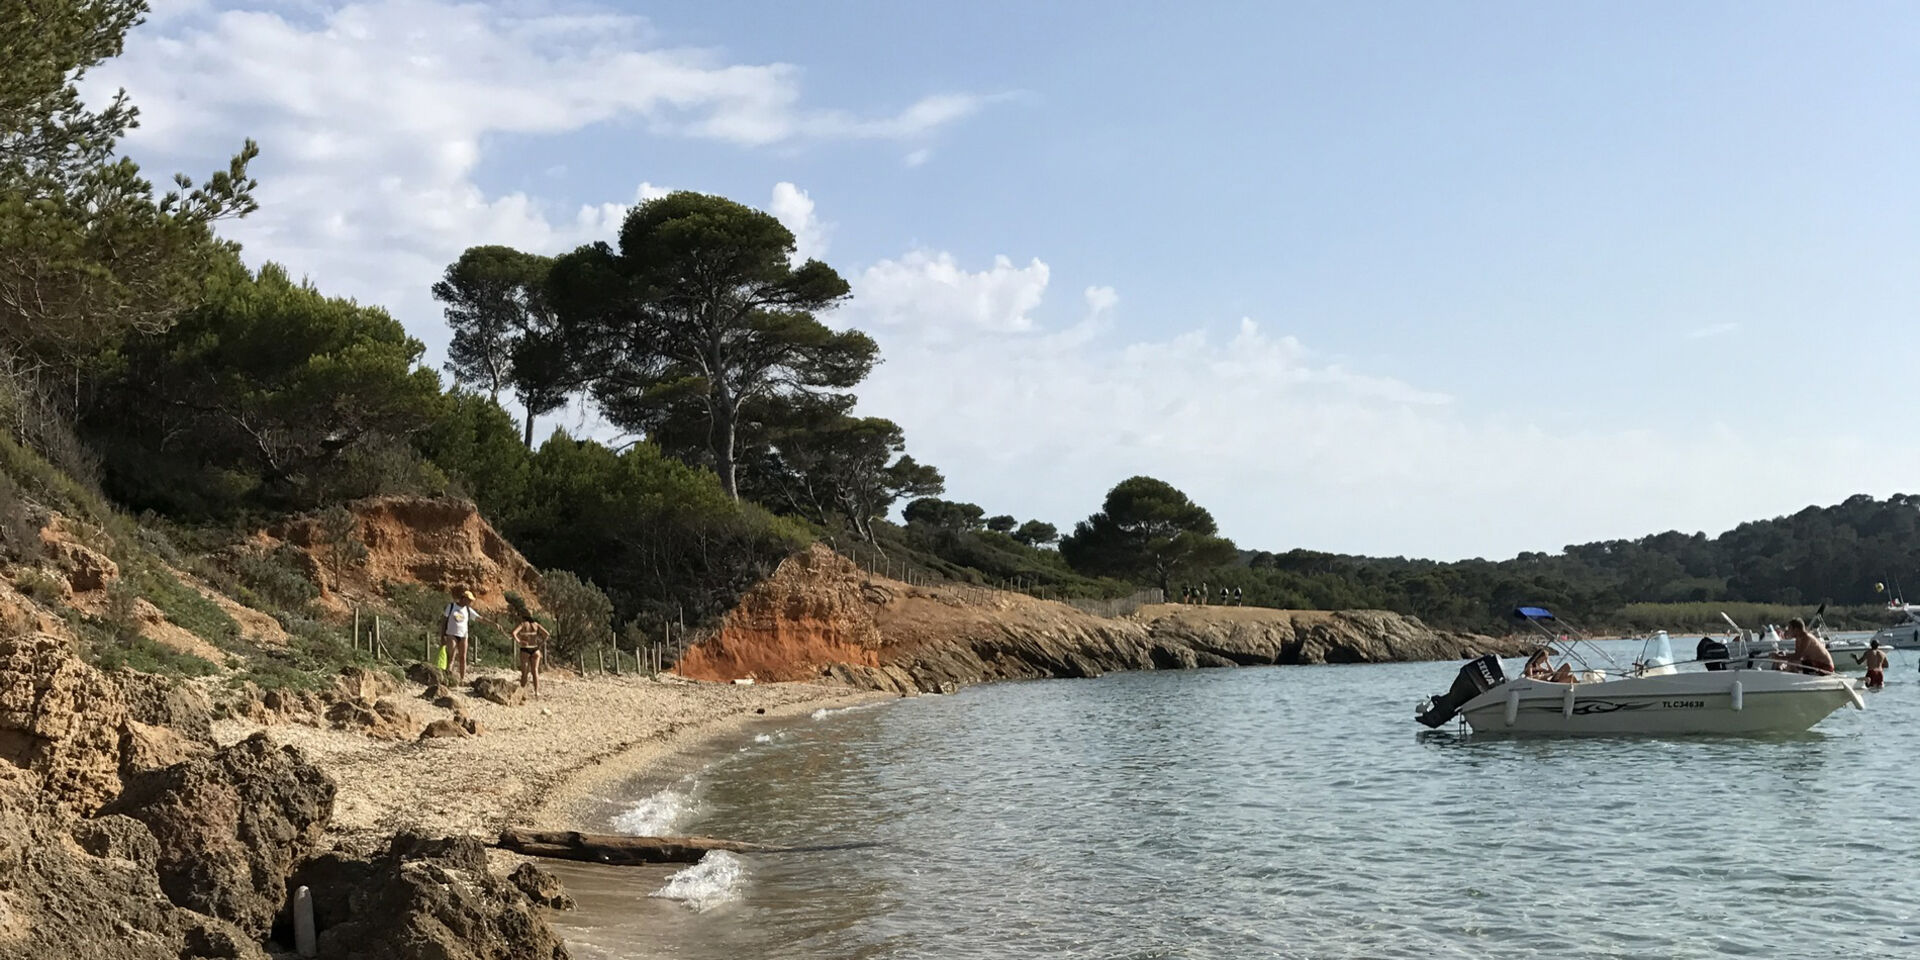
<box><xmin>512</xmin><ymin>610</ymin><xmax>551</xmax><ymax>699</ymax></box>
<box><xmin>442</xmin><ymin>588</ymin><xmax>478</xmax><ymax>682</ymax></box>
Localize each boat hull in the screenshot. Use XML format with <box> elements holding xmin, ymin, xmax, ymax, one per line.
<box><xmin>1458</xmin><ymin>672</ymin><xmax>1859</xmax><ymax>735</ymax></box>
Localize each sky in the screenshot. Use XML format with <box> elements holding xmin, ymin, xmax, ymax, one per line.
<box><xmin>96</xmin><ymin>0</ymin><xmax>1920</xmax><ymax>560</ymax></box>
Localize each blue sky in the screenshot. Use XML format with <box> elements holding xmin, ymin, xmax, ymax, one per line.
<box><xmin>104</xmin><ymin>1</ymin><xmax>1920</xmax><ymax>559</ymax></box>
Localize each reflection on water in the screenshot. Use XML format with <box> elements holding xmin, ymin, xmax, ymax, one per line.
<box><xmin>549</xmin><ymin>650</ymin><xmax>1920</xmax><ymax>959</ymax></box>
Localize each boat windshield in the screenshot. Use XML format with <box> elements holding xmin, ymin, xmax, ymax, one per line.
<box><xmin>1639</xmin><ymin>630</ymin><xmax>1677</xmax><ymax>676</ymax></box>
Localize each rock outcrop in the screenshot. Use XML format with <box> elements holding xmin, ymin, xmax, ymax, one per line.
<box><xmin>679</xmin><ymin>547</ymin><xmax>1531</xmax><ymax>693</ymax></box>
<box><xmin>0</xmin><ymin>634</ymin><xmax>133</xmax><ymax>817</ymax></box>
<box><xmin>283</xmin><ymin>833</ymin><xmax>570</xmax><ymax>960</ymax></box>
<box><xmin>107</xmin><ymin>732</ymin><xmax>336</xmax><ymax>938</ymax></box>
<box><xmin>269</xmin><ymin>496</ymin><xmax>545</xmax><ymax>615</ymax></box>
<box><xmin>469</xmin><ymin>676</ymin><xmax>525</xmax><ymax>706</ymax></box>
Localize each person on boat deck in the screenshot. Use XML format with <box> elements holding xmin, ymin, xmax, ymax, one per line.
<box><xmin>1773</xmin><ymin>618</ymin><xmax>1835</xmax><ymax>675</ymax></box>
<box><xmin>1523</xmin><ymin>648</ymin><xmax>1577</xmax><ymax>683</ymax></box>
<box><xmin>1863</xmin><ymin>639</ymin><xmax>1889</xmax><ymax>690</ymax></box>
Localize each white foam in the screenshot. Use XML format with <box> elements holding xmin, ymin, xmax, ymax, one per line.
<box><xmin>648</xmin><ymin>850</ymin><xmax>745</xmax><ymax>912</ymax></box>
<box><xmin>608</xmin><ymin>785</ymin><xmax>689</xmax><ymax>836</ymax></box>
<box><xmin>811</xmin><ymin>702</ymin><xmax>883</xmax><ymax>720</ymax></box>
<box><xmin>752</xmin><ymin>733</ymin><xmax>774</xmax><ymax>743</ymax></box>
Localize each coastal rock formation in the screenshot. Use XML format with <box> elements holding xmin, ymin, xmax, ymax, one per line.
<box><xmin>0</xmin><ymin>634</ymin><xmax>131</xmax><ymax>817</ymax></box>
<box><xmin>269</xmin><ymin>496</ymin><xmax>545</xmax><ymax>615</ymax></box>
<box><xmin>679</xmin><ymin>547</ymin><xmax>1530</xmax><ymax>693</ymax></box>
<box><xmin>108</xmin><ymin>732</ymin><xmax>336</xmax><ymax>938</ymax></box>
<box><xmin>285</xmin><ymin>833</ymin><xmax>569</xmax><ymax>960</ymax></box>
<box><xmin>508</xmin><ymin>862</ymin><xmax>576</xmax><ymax>910</ymax></box>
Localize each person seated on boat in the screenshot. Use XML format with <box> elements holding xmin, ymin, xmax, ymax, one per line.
<box><xmin>1523</xmin><ymin>649</ymin><xmax>1578</xmax><ymax>683</ymax></box>
<box><xmin>1771</xmin><ymin>618</ymin><xmax>1836</xmax><ymax>675</ymax></box>
<box><xmin>1864</xmin><ymin>640</ymin><xmax>1889</xmax><ymax>689</ymax></box>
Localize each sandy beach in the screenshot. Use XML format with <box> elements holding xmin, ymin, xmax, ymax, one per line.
<box><xmin>211</xmin><ymin>667</ymin><xmax>894</xmax><ymax>849</ymax></box>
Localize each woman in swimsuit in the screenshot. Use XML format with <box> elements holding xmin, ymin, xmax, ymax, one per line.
<box><xmin>508</xmin><ymin>596</ymin><xmax>551</xmax><ymax>699</ymax></box>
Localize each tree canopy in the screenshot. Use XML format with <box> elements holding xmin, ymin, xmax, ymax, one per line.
<box><xmin>1060</xmin><ymin>476</ymin><xmax>1238</xmax><ymax>593</ymax></box>
<box><xmin>1</xmin><ymin>0</ymin><xmax>258</xmax><ymax>364</ymax></box>
<box><xmin>431</xmin><ymin>245</ymin><xmax>571</xmax><ymax>446</ymax></box>
<box><xmin>550</xmin><ymin>191</ymin><xmax>876</xmax><ymax>500</ymax></box>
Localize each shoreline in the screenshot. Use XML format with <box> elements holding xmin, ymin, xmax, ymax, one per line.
<box><xmin>532</xmin><ymin>687</ymin><xmax>897</xmax><ymax>834</ymax></box>
<box><xmin>212</xmin><ymin>668</ymin><xmax>897</xmax><ymax>852</ymax></box>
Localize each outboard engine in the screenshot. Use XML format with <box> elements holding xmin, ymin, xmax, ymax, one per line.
<box><xmin>1416</xmin><ymin>654</ymin><xmax>1506</xmax><ymax>728</ymax></box>
<box><xmin>1697</xmin><ymin>636</ymin><xmax>1730</xmax><ymax>671</ymax></box>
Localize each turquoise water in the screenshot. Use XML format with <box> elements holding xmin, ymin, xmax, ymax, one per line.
<box><xmin>550</xmin><ymin>647</ymin><xmax>1920</xmax><ymax>959</ymax></box>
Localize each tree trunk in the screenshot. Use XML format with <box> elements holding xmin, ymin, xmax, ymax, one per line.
<box><xmin>713</xmin><ymin>395</ymin><xmax>740</xmax><ymax>501</ymax></box>
<box><xmin>523</xmin><ymin>400</ymin><xmax>535</xmax><ymax>448</ymax></box>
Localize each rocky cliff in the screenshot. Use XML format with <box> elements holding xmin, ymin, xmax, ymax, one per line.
<box><xmin>0</xmin><ymin>635</ymin><xmax>565</xmax><ymax>960</ymax></box>
<box><xmin>676</xmin><ymin>547</ymin><xmax>1529</xmax><ymax>693</ymax></box>
<box><xmin>264</xmin><ymin>496</ymin><xmax>545</xmax><ymax>616</ymax></box>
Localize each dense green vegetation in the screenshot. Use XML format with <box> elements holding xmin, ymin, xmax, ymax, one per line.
<box><xmin>3</xmin><ymin>2</ymin><xmax>1914</xmax><ymax>690</ymax></box>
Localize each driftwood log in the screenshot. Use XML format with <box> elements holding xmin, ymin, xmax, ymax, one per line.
<box><xmin>497</xmin><ymin>829</ymin><xmax>775</xmax><ymax>865</ymax></box>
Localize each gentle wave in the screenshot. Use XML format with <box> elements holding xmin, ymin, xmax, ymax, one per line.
<box><xmin>810</xmin><ymin>702</ymin><xmax>883</xmax><ymax>720</ymax></box>
<box><xmin>649</xmin><ymin>850</ymin><xmax>745</xmax><ymax>912</ymax></box>
<box><xmin>608</xmin><ymin>783</ymin><xmax>691</xmax><ymax>836</ymax></box>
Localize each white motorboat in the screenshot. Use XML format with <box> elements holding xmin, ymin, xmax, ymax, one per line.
<box><xmin>1824</xmin><ymin>635</ymin><xmax>1882</xmax><ymax>673</ymax></box>
<box><xmin>1415</xmin><ymin>609</ymin><xmax>1864</xmax><ymax>736</ymax></box>
<box><xmin>1867</xmin><ymin>603</ymin><xmax>1920</xmax><ymax>651</ymax></box>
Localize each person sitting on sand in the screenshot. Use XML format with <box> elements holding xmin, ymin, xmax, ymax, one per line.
<box><xmin>510</xmin><ymin>601</ymin><xmax>551</xmax><ymax>699</ymax></box>
<box><xmin>1772</xmin><ymin>618</ymin><xmax>1835</xmax><ymax>675</ymax></box>
<box><xmin>1864</xmin><ymin>639</ymin><xmax>1889</xmax><ymax>690</ymax></box>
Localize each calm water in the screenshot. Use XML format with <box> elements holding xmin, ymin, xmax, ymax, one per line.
<box><xmin>550</xmin><ymin>645</ymin><xmax>1920</xmax><ymax>959</ymax></box>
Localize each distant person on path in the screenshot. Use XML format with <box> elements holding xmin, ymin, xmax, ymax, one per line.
<box><xmin>1220</xmin><ymin>587</ymin><xmax>1230</xmax><ymax>605</ymax></box>
<box><xmin>442</xmin><ymin>588</ymin><xmax>480</xmax><ymax>683</ymax></box>
<box><xmin>1864</xmin><ymin>640</ymin><xmax>1888</xmax><ymax>689</ymax></box>
<box><xmin>1199</xmin><ymin>583</ymin><xmax>1209</xmax><ymax>606</ymax></box>
<box><xmin>1232</xmin><ymin>586</ymin><xmax>1243</xmax><ymax>606</ymax></box>
<box><xmin>511</xmin><ymin>605</ymin><xmax>551</xmax><ymax>699</ymax></box>
<box><xmin>1774</xmin><ymin>618</ymin><xmax>1835</xmax><ymax>675</ymax></box>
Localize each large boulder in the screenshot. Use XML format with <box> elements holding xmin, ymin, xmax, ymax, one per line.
<box><xmin>508</xmin><ymin>862</ymin><xmax>575</xmax><ymax>911</ymax></box>
<box><xmin>0</xmin><ymin>635</ymin><xmax>130</xmax><ymax>817</ymax></box>
<box><xmin>108</xmin><ymin>732</ymin><xmax>335</xmax><ymax>939</ymax></box>
<box><xmin>285</xmin><ymin>833</ymin><xmax>569</xmax><ymax>960</ymax></box>
<box><xmin>333</xmin><ymin>666</ymin><xmax>398</xmax><ymax>704</ymax></box>
<box><xmin>0</xmin><ymin>776</ymin><xmax>266</xmax><ymax>960</ymax></box>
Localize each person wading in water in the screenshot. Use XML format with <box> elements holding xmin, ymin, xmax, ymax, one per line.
<box><xmin>1863</xmin><ymin>639</ymin><xmax>1889</xmax><ymax>690</ymax></box>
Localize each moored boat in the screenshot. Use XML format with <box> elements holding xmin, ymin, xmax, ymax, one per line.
<box><xmin>1415</xmin><ymin>608</ymin><xmax>1864</xmax><ymax>736</ymax></box>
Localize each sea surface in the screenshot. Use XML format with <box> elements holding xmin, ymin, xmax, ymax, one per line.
<box><xmin>548</xmin><ymin>641</ymin><xmax>1920</xmax><ymax>959</ymax></box>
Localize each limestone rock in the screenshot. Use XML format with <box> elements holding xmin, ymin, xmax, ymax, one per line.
<box><xmin>325</xmin><ymin>697</ymin><xmax>420</xmax><ymax>740</ymax></box>
<box><xmin>333</xmin><ymin>665</ymin><xmax>398</xmax><ymax>704</ymax></box>
<box><xmin>112</xmin><ymin>669</ymin><xmax>215</xmax><ymax>743</ymax></box>
<box><xmin>108</xmin><ymin>732</ymin><xmax>336</xmax><ymax>939</ymax></box>
<box><xmin>119</xmin><ymin>718</ymin><xmax>210</xmax><ymax>776</ymax></box>
<box><xmin>508</xmin><ymin>862</ymin><xmax>576</xmax><ymax>910</ymax></box>
<box><xmin>0</xmin><ymin>635</ymin><xmax>130</xmax><ymax>817</ymax></box>
<box><xmin>69</xmin><ymin>813</ymin><xmax>159</xmax><ymax>865</ymax></box>
<box><xmin>679</xmin><ymin>545</ymin><xmax>1531</xmax><ymax>695</ymax></box>
<box><xmin>285</xmin><ymin>833</ymin><xmax>569</xmax><ymax>960</ymax></box>
<box><xmin>418</xmin><ymin>718</ymin><xmax>470</xmax><ymax>740</ymax></box>
<box><xmin>470</xmin><ymin>676</ymin><xmax>525</xmax><ymax>706</ymax></box>
<box><xmin>40</xmin><ymin>535</ymin><xmax>118</xmax><ymax>594</ymax></box>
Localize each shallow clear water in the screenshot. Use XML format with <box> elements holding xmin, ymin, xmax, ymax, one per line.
<box><xmin>550</xmin><ymin>647</ymin><xmax>1920</xmax><ymax>959</ymax></box>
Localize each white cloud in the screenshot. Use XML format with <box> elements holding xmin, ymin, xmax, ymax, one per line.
<box><xmin>93</xmin><ymin>0</ymin><xmax>987</xmax><ymax>358</ymax></box>
<box><xmin>850</xmin><ymin>251</ymin><xmax>1050</xmax><ymax>336</ymax></box>
<box><xmin>904</xmin><ymin>148</ymin><xmax>933</xmax><ymax>168</ymax></box>
<box><xmin>840</xmin><ymin>251</ymin><xmax>1920</xmax><ymax>559</ymax></box>
<box><xmin>769</xmin><ymin>182</ymin><xmax>829</xmax><ymax>264</ymax></box>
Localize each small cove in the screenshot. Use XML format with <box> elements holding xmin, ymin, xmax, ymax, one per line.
<box><xmin>549</xmin><ymin>649</ymin><xmax>1920</xmax><ymax>959</ymax></box>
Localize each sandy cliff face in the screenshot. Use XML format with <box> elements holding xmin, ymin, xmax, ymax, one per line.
<box><xmin>267</xmin><ymin>495</ymin><xmax>545</xmax><ymax>615</ymax></box>
<box><xmin>677</xmin><ymin>547</ymin><xmax>1529</xmax><ymax>693</ymax></box>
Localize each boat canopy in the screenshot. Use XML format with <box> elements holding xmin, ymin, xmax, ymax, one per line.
<box><xmin>1513</xmin><ymin>606</ymin><xmax>1556</xmax><ymax>621</ymax></box>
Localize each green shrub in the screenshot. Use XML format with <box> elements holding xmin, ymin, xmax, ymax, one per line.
<box><xmin>125</xmin><ymin>560</ymin><xmax>240</xmax><ymax>651</ymax></box>
<box><xmin>14</xmin><ymin>566</ymin><xmax>64</xmax><ymax>603</ymax></box>
<box><xmin>542</xmin><ymin>569</ymin><xmax>613</xmax><ymax>661</ymax></box>
<box><xmin>228</xmin><ymin>546</ymin><xmax>319</xmax><ymax>612</ymax></box>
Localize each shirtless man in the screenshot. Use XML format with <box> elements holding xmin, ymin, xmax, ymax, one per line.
<box><xmin>1863</xmin><ymin>639</ymin><xmax>1889</xmax><ymax>690</ymax></box>
<box><xmin>1776</xmin><ymin>618</ymin><xmax>1835</xmax><ymax>675</ymax></box>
